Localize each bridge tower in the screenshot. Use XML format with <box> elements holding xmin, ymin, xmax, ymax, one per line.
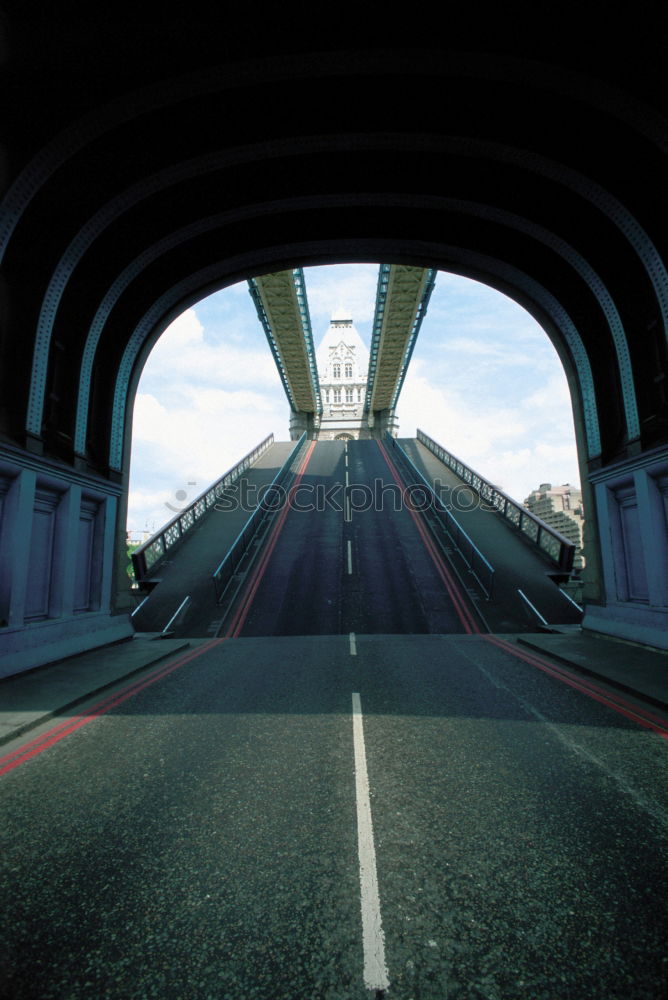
<box><xmin>314</xmin><ymin>313</ymin><xmax>374</xmax><ymax>441</ymax></box>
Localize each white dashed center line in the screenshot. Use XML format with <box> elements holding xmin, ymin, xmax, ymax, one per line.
<box><xmin>349</xmin><ymin>632</ymin><xmax>357</xmax><ymax>656</ymax></box>
<box><xmin>351</xmin><ymin>692</ymin><xmax>389</xmax><ymax>992</ymax></box>
<box><xmin>347</xmin><ymin>539</ymin><xmax>353</xmax><ymax>574</ymax></box>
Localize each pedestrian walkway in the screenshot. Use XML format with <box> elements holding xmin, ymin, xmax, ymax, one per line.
<box><xmin>518</xmin><ymin>629</ymin><xmax>668</xmax><ymax>710</ymax></box>
<box><xmin>0</xmin><ymin>636</ymin><xmax>193</xmax><ymax>746</ymax></box>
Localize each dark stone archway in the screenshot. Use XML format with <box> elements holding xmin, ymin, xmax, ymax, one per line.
<box><xmin>1</xmin><ymin>4</ymin><xmax>667</xmax><ymax>670</ymax></box>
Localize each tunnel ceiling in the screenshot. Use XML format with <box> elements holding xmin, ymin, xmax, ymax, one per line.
<box><xmin>1</xmin><ymin>3</ymin><xmax>667</xmax><ymax>476</ymax></box>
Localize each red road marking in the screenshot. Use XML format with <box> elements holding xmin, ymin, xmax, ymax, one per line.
<box><xmin>224</xmin><ymin>439</ymin><xmax>317</xmax><ymax>638</ymax></box>
<box><xmin>376</xmin><ymin>439</ymin><xmax>479</xmax><ymax>634</ymax></box>
<box><xmin>485</xmin><ymin>634</ymin><xmax>668</xmax><ymax>739</ymax></box>
<box><xmin>378</xmin><ymin>440</ymin><xmax>668</xmax><ymax>738</ymax></box>
<box><xmin>0</xmin><ymin>638</ymin><xmax>225</xmax><ymax>776</ymax></box>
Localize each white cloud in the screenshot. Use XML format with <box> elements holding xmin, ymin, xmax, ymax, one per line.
<box><xmin>131</xmin><ymin>393</ymin><xmax>168</xmax><ymax>443</ymax></box>
<box><xmin>520</xmin><ymin>374</ymin><xmax>572</xmax><ymax>412</ymax></box>
<box><xmin>397</xmin><ymin>357</ymin><xmax>580</xmax><ymax>502</ymax></box>
<box><xmin>157</xmin><ymin>308</ymin><xmax>203</xmax><ymax>348</ymax></box>
<box><xmin>140</xmin><ymin>309</ymin><xmax>280</xmax><ymax>391</ymax></box>
<box><xmin>127</xmin><ymin>290</ymin><xmax>295</xmax><ymax>534</ymax></box>
<box><xmin>304</xmin><ymin>264</ymin><xmax>378</xmax><ymax>333</ymax></box>
<box><xmin>132</xmin><ymin>385</ymin><xmax>286</xmax><ymax>456</ymax></box>
<box><xmin>397</xmin><ymin>364</ymin><xmax>529</xmax><ymax>458</ymax></box>
<box><xmin>126</xmin><ymin>487</ymin><xmax>176</xmax><ymax>536</ymax></box>
<box><xmin>395</xmin><ymin>270</ymin><xmax>582</xmax><ymax>500</ymax></box>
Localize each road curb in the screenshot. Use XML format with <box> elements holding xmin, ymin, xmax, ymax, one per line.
<box><xmin>0</xmin><ymin>640</ymin><xmax>191</xmax><ymax>748</ymax></box>
<box><xmin>517</xmin><ymin>636</ymin><xmax>668</xmax><ymax>713</ymax></box>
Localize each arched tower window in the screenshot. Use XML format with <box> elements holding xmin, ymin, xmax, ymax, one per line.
<box><xmin>345</xmin><ymin>363</ymin><xmax>353</xmax><ymax>378</ymax></box>
<box><xmin>333</xmin><ymin>363</ymin><xmax>341</xmax><ymax>378</ymax></box>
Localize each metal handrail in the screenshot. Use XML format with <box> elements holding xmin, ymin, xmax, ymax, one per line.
<box><xmin>212</xmin><ymin>432</ymin><xmax>307</xmax><ymax>603</ymax></box>
<box><xmin>387</xmin><ymin>434</ymin><xmax>495</xmax><ymax>600</ymax></box>
<box><xmin>416</xmin><ymin>429</ymin><xmax>575</xmax><ymax>573</ymax></box>
<box><xmin>131</xmin><ymin>433</ymin><xmax>275</xmax><ymax>584</ymax></box>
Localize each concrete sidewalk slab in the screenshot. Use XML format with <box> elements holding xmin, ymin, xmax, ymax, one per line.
<box><xmin>0</xmin><ymin>636</ymin><xmax>191</xmax><ymax>746</ymax></box>
<box><xmin>517</xmin><ymin>630</ymin><xmax>668</xmax><ymax>710</ymax></box>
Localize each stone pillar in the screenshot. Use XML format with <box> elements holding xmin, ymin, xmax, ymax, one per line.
<box><xmin>0</xmin><ymin>468</ymin><xmax>36</xmax><ymax>627</ymax></box>
<box><xmin>634</xmin><ymin>467</ymin><xmax>668</xmax><ymax>607</ymax></box>
<box><xmin>0</xmin><ymin>445</ymin><xmax>133</xmax><ymax>677</ymax></box>
<box><xmin>369</xmin><ymin>409</ymin><xmax>398</xmax><ymax>438</ymax></box>
<box><xmin>289</xmin><ymin>411</ymin><xmax>317</xmax><ymax>439</ymax></box>
<box><xmin>582</xmin><ymin>445</ymin><xmax>668</xmax><ymax>649</ymax></box>
<box><xmin>49</xmin><ymin>483</ymin><xmax>81</xmax><ymax>619</ymax></box>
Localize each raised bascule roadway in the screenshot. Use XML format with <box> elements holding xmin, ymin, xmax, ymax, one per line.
<box><xmin>131</xmin><ymin>263</ymin><xmax>581</xmax><ymax>640</ymax></box>
<box><xmin>2</xmin><ymin>9</ymin><xmax>668</xmax><ymax>999</ymax></box>
<box><xmin>131</xmin><ymin>435</ymin><xmax>580</xmax><ymax>639</ymax></box>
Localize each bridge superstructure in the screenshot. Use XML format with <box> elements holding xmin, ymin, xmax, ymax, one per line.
<box><xmin>249</xmin><ymin>264</ymin><xmax>436</xmax><ymax>439</ymax></box>
<box><xmin>248</xmin><ymin>269</ymin><xmax>322</xmax><ymax>438</ymax></box>
<box><xmin>365</xmin><ymin>265</ymin><xmax>436</xmax><ymax>434</ymax></box>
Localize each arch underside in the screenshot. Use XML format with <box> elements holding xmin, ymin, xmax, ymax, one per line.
<box><xmin>2</xmin><ymin>80</ymin><xmax>665</xmax><ymax>474</ymax></box>
<box><xmin>1</xmin><ymin>6</ymin><xmax>668</xmax><ymax>662</ymax></box>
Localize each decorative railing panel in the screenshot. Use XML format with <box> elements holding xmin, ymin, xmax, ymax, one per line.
<box><xmin>143</xmin><ymin>537</ymin><xmax>164</xmax><ymax>570</ymax></box>
<box><xmin>416</xmin><ymin>429</ymin><xmax>574</xmax><ymax>573</ymax></box>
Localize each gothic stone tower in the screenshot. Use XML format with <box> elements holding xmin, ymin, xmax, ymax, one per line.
<box><xmin>315</xmin><ymin>312</ymin><xmax>372</xmax><ymax>440</ymax></box>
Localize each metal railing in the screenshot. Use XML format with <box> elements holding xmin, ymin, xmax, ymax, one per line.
<box><xmin>212</xmin><ymin>432</ymin><xmax>307</xmax><ymax>603</ymax></box>
<box><xmin>416</xmin><ymin>429</ymin><xmax>575</xmax><ymax>573</ymax></box>
<box><xmin>386</xmin><ymin>435</ymin><xmax>495</xmax><ymax>600</ymax></box>
<box><xmin>131</xmin><ymin>433</ymin><xmax>275</xmax><ymax>584</ymax></box>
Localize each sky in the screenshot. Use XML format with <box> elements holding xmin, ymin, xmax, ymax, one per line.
<box><xmin>127</xmin><ymin>264</ymin><xmax>581</xmax><ymax>536</ymax></box>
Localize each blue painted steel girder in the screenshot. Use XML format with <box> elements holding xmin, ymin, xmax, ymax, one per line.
<box><xmin>249</xmin><ymin>269</ymin><xmax>322</xmax><ymax>415</ymax></box>
<box><xmin>365</xmin><ymin>265</ymin><xmax>436</xmax><ymax>417</ymax></box>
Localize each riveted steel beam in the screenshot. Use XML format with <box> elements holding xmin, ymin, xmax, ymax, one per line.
<box><xmin>248</xmin><ymin>269</ymin><xmax>322</xmax><ymax>414</ymax></box>
<box><xmin>365</xmin><ymin>264</ymin><xmax>436</xmax><ymax>417</ymax></box>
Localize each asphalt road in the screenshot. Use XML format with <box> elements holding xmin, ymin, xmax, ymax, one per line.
<box><xmin>2</xmin><ymin>443</ymin><xmax>667</xmax><ymax>999</ymax></box>
<box><xmin>1</xmin><ymin>633</ymin><xmax>667</xmax><ymax>999</ymax></box>
<box><xmin>237</xmin><ymin>440</ymin><xmax>468</xmax><ymax>637</ymax></box>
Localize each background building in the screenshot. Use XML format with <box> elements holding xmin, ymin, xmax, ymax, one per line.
<box><xmin>524</xmin><ymin>483</ymin><xmax>585</xmax><ymax>571</ymax></box>
<box><xmin>315</xmin><ymin>312</ymin><xmax>372</xmax><ymax>440</ymax></box>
